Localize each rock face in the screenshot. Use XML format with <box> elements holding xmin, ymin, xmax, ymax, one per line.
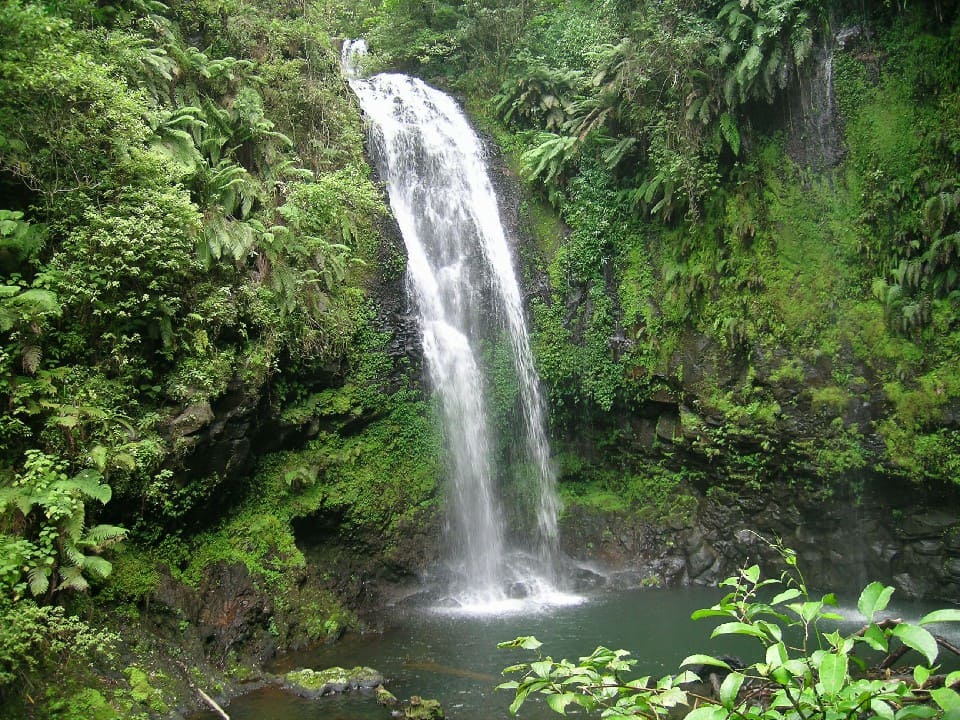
<box><xmin>561</xmin><ymin>477</ymin><xmax>960</xmax><ymax>601</ymax></box>
<box><xmin>147</xmin><ymin>561</ymin><xmax>278</xmax><ymax>666</ymax></box>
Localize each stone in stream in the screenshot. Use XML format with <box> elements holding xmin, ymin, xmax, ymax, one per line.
<box><xmin>282</xmin><ymin>665</ymin><xmax>383</xmax><ymax>698</ymax></box>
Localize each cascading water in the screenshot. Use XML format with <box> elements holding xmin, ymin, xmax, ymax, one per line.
<box><xmin>342</xmin><ymin>40</ymin><xmax>576</xmax><ymax>611</ymax></box>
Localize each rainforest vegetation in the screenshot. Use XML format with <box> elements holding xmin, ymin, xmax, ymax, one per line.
<box><xmin>0</xmin><ymin>0</ymin><xmax>958</xmax><ymax>716</ymax></box>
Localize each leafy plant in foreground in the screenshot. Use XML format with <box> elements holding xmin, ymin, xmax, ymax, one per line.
<box><xmin>499</xmin><ymin>543</ymin><xmax>960</xmax><ymax>719</ymax></box>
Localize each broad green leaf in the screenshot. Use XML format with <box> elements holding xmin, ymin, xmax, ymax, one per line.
<box><xmin>712</xmin><ymin>621</ymin><xmax>768</xmax><ymax>640</ymax></box>
<box><xmin>508</xmin><ymin>685</ymin><xmax>530</xmax><ymax>714</ymax></box>
<box><xmin>858</xmin><ymin>623</ymin><xmax>889</xmax><ymax>652</ymax></box>
<box><xmin>858</xmin><ymin>582</ymin><xmax>894</xmax><ymax>622</ymax></box>
<box><xmin>531</xmin><ymin>660</ymin><xmax>553</xmax><ymax>678</ymax></box>
<box><xmin>894</xmin><ymin>706</ymin><xmax>939</xmax><ymax>719</ymax></box>
<box><xmin>914</xmin><ymin>664</ymin><xmax>931</xmax><ymax>688</ymax></box>
<box><xmin>681</xmin><ymin>654</ymin><xmax>731</xmax><ymax>671</ymax></box>
<box><xmin>818</xmin><ymin>652</ymin><xmax>847</xmax><ymax>697</ymax></box>
<box><xmin>546</xmin><ymin>692</ymin><xmax>576</xmax><ymax>714</ymax></box>
<box><xmin>782</xmin><ymin>659</ymin><xmax>809</xmax><ymax>678</ymax></box>
<box><xmin>930</xmin><ymin>687</ymin><xmax>960</xmax><ymax>717</ymax></box>
<box><xmin>871</xmin><ymin>698</ymin><xmax>895</xmax><ymax>720</ymax></box>
<box><xmin>770</xmin><ymin>666</ymin><xmax>792</xmax><ymax>685</ymax></box>
<box><xmin>766</xmin><ymin>642</ymin><xmax>788</xmax><ymax>668</ymax></box>
<box><xmin>684</xmin><ymin>706</ymin><xmax>728</xmax><ymax>720</ymax></box>
<box><xmin>720</xmin><ymin>671</ymin><xmax>744</xmax><ymax>709</ymax></box>
<box><xmin>788</xmin><ymin>601</ymin><xmax>823</xmax><ymax>623</ymax></box>
<box><xmin>771</xmin><ymin>588</ymin><xmax>802</xmax><ymax>605</ymax></box>
<box><xmin>946</xmin><ymin>670</ymin><xmax>960</xmax><ymax>687</ymax></box>
<box><xmin>742</xmin><ymin>565</ymin><xmax>760</xmax><ymax>584</ymax></box>
<box><xmin>756</xmin><ymin>620</ymin><xmax>783</xmax><ymax>641</ymax></box>
<box><xmin>891</xmin><ymin>623</ymin><xmax>938</xmax><ymax>666</ymax></box>
<box><xmin>659</xmin><ymin>686</ymin><xmax>687</xmax><ymax>708</ymax></box>
<box><xmin>919</xmin><ymin>609</ymin><xmax>960</xmax><ymax>625</ymax></box>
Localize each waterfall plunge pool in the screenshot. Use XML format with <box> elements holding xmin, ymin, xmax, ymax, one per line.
<box><xmin>188</xmin><ymin>585</ymin><xmax>960</xmax><ymax>720</ymax></box>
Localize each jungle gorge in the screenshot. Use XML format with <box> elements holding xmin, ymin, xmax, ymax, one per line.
<box><xmin>1</xmin><ymin>0</ymin><xmax>960</xmax><ymax>716</ymax></box>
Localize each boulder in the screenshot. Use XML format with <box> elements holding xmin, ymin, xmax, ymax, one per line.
<box><xmin>283</xmin><ymin>666</ymin><xmax>384</xmax><ymax>698</ymax></box>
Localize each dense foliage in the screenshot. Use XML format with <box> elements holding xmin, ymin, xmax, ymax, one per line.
<box><xmin>0</xmin><ymin>0</ymin><xmax>439</xmax><ymax>715</ymax></box>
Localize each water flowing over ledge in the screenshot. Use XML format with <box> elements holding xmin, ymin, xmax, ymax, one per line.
<box><xmin>343</xmin><ymin>40</ymin><xmax>576</xmax><ymax>614</ymax></box>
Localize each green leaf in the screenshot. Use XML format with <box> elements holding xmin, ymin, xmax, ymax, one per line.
<box><xmin>914</xmin><ymin>664</ymin><xmax>931</xmax><ymax>688</ymax></box>
<box><xmin>891</xmin><ymin>623</ymin><xmax>938</xmax><ymax>666</ymax></box>
<box><xmin>858</xmin><ymin>582</ymin><xmax>894</xmax><ymax>622</ymax></box>
<box><xmin>771</xmin><ymin>588</ymin><xmax>802</xmax><ymax>605</ymax></box>
<box><xmin>28</xmin><ymin>566</ymin><xmax>49</xmax><ymax>596</ymax></box>
<box><xmin>720</xmin><ymin>671</ymin><xmax>744</xmax><ymax>709</ymax></box>
<box><xmin>871</xmin><ymin>698</ymin><xmax>895</xmax><ymax>720</ymax></box>
<box><xmin>81</xmin><ymin>555</ymin><xmax>113</xmax><ymax>578</ymax></box>
<box><xmin>90</xmin><ymin>445</ymin><xmax>108</xmax><ymax>471</ymax></box>
<box><xmin>858</xmin><ymin>623</ymin><xmax>889</xmax><ymax>652</ymax></box>
<box><xmin>742</xmin><ymin>564</ymin><xmax>760</xmax><ymax>583</ymax></box>
<box><xmin>546</xmin><ymin>692</ymin><xmax>576</xmax><ymax>714</ymax></box>
<box><xmin>919</xmin><ymin>609</ymin><xmax>960</xmax><ymax>625</ymax></box>
<box><xmin>684</xmin><ymin>706</ymin><xmax>728</xmax><ymax>720</ymax></box>
<box><xmin>818</xmin><ymin>652</ymin><xmax>847</xmax><ymax>697</ymax></box>
<box><xmin>787</xmin><ymin>601</ymin><xmax>822</xmax><ymax>623</ymax></box>
<box><xmin>766</xmin><ymin>642</ymin><xmax>788</xmax><ymax>669</ymax></box>
<box><xmin>691</xmin><ymin>608</ymin><xmax>735</xmax><ymax>620</ymax></box>
<box><xmin>531</xmin><ymin>661</ymin><xmax>553</xmax><ymax>678</ymax></box>
<box><xmin>508</xmin><ymin>685</ymin><xmax>530</xmax><ymax>714</ymax></box>
<box><xmin>712</xmin><ymin>621</ymin><xmax>769</xmax><ymax>640</ymax></box>
<box><xmin>719</xmin><ymin>113</ymin><xmax>740</xmax><ymax>156</ymax></box>
<box><xmin>499</xmin><ymin>636</ymin><xmax>542</xmax><ymax>650</ymax></box>
<box><xmin>681</xmin><ymin>654</ymin><xmax>732</xmax><ymax>671</ymax></box>
<box><xmin>930</xmin><ymin>687</ymin><xmax>960</xmax><ymax>717</ymax></box>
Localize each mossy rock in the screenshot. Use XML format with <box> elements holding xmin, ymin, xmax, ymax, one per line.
<box><xmin>375</xmin><ymin>684</ymin><xmax>399</xmax><ymax>706</ymax></box>
<box><xmin>403</xmin><ymin>695</ymin><xmax>444</xmax><ymax>719</ymax></box>
<box><xmin>282</xmin><ymin>666</ymin><xmax>384</xmax><ymax>698</ymax></box>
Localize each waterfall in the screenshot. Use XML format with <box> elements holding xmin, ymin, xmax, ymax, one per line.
<box><xmin>342</xmin><ymin>40</ymin><xmax>575</xmax><ymax>611</ymax></box>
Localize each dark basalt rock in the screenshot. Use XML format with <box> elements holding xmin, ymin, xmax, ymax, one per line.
<box><xmin>560</xmin><ymin>478</ymin><xmax>960</xmax><ymax>602</ymax></box>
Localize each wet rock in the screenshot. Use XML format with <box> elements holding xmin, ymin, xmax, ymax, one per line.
<box><xmin>897</xmin><ymin>513</ymin><xmax>956</xmax><ymax>540</ymax></box>
<box><xmin>402</xmin><ymin>695</ymin><xmax>445</xmax><ymax>720</ymax></box>
<box><xmin>283</xmin><ymin>666</ymin><xmax>384</xmax><ymax>698</ymax></box>
<box><xmin>376</xmin><ymin>684</ymin><xmax>400</xmax><ymax>707</ymax></box>
<box><xmin>687</xmin><ymin>543</ymin><xmax>717</xmax><ymax>580</ymax></box>
<box><xmin>170</xmin><ymin>401</ymin><xmax>214</xmax><ymax>438</ymax></box>
<box><xmin>197</xmin><ymin>561</ymin><xmax>275</xmax><ymax>663</ymax></box>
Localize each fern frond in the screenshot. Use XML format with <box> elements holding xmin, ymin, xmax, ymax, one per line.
<box><xmin>28</xmin><ymin>566</ymin><xmax>49</xmax><ymax>596</ymax></box>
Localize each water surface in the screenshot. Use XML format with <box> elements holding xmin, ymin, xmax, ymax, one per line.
<box><xmin>191</xmin><ymin>584</ymin><xmax>960</xmax><ymax>720</ymax></box>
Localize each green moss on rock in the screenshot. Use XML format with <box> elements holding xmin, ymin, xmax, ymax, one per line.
<box><xmin>283</xmin><ymin>666</ymin><xmax>384</xmax><ymax>697</ymax></box>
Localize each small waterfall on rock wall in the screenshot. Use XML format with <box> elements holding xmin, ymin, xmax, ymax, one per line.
<box><xmin>342</xmin><ymin>40</ymin><xmax>576</xmax><ymax>611</ymax></box>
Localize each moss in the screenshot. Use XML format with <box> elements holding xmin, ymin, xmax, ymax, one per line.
<box><xmin>561</xmin><ymin>463</ymin><xmax>698</xmax><ymax>525</ymax></box>
<box><xmin>769</xmin><ymin>358</ymin><xmax>805</xmax><ymax>384</ymax></box>
<box><xmin>284</xmin><ymin>666</ymin><xmax>383</xmax><ymax>694</ymax></box>
<box><xmin>100</xmin><ymin>547</ymin><xmax>161</xmax><ymax>604</ymax></box>
<box><xmin>809</xmin><ymin>385</ymin><xmax>851</xmax><ymax>416</ymax></box>
<box><xmin>123</xmin><ymin>666</ymin><xmax>168</xmax><ymax>714</ymax></box>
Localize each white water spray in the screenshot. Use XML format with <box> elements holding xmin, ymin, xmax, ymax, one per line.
<box><xmin>343</xmin><ymin>40</ymin><xmax>575</xmax><ymax>611</ymax></box>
